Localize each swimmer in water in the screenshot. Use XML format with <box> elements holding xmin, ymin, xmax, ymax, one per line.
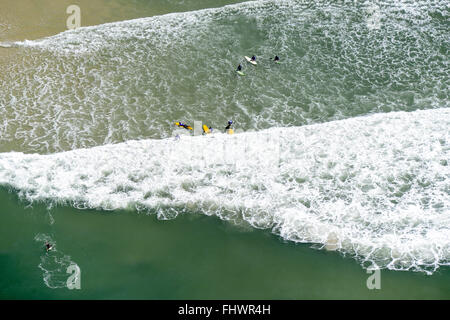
<box><xmin>45</xmin><ymin>242</ymin><xmax>53</xmax><ymax>252</ymax></box>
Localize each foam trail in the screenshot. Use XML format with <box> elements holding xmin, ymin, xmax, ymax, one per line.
<box><xmin>34</xmin><ymin>233</ymin><xmax>78</xmax><ymax>289</ymax></box>
<box><xmin>2</xmin><ymin>108</ymin><xmax>449</xmax><ymax>274</ymax></box>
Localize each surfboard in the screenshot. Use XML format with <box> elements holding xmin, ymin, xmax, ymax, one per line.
<box><xmin>227</xmin><ymin>129</ymin><xmax>234</xmax><ymax>135</ymax></box>
<box><xmin>174</xmin><ymin>122</ymin><xmax>193</xmax><ymax>130</ymax></box>
<box><xmin>236</xmin><ymin>71</ymin><xmax>245</xmax><ymax>76</ymax></box>
<box><xmin>245</xmin><ymin>56</ymin><xmax>257</xmax><ymax>65</ymax></box>
<box><xmin>203</xmin><ymin>124</ymin><xmax>212</xmax><ymax>134</ymax></box>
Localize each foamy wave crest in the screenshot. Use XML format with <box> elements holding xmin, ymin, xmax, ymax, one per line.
<box><xmin>2</xmin><ymin>108</ymin><xmax>449</xmax><ymax>274</ymax></box>
<box><xmin>0</xmin><ymin>42</ymin><xmax>15</xmax><ymax>48</ymax></box>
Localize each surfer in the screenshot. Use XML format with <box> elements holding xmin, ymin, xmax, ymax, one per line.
<box><xmin>225</xmin><ymin>120</ymin><xmax>233</xmax><ymax>131</ymax></box>
<box><xmin>251</xmin><ymin>55</ymin><xmax>256</xmax><ymax>61</ymax></box>
<box><xmin>175</xmin><ymin>122</ymin><xmax>192</xmax><ymax>130</ymax></box>
<box><xmin>45</xmin><ymin>242</ymin><xmax>53</xmax><ymax>252</ymax></box>
<box><xmin>237</xmin><ymin>64</ymin><xmax>242</xmax><ymax>71</ymax></box>
<box><xmin>274</xmin><ymin>55</ymin><xmax>280</xmax><ymax>61</ymax></box>
<box><xmin>203</xmin><ymin>126</ymin><xmax>213</xmax><ymax>134</ymax></box>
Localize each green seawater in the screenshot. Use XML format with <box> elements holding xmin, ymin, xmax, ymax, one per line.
<box><xmin>1</xmin><ymin>188</ymin><xmax>449</xmax><ymax>299</ymax></box>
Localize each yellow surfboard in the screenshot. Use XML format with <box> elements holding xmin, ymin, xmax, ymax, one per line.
<box><xmin>174</xmin><ymin>122</ymin><xmax>193</xmax><ymax>130</ymax></box>
<box><xmin>203</xmin><ymin>124</ymin><xmax>211</xmax><ymax>134</ymax></box>
<box><xmin>227</xmin><ymin>129</ymin><xmax>234</xmax><ymax>135</ymax></box>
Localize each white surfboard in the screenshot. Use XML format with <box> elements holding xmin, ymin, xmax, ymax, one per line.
<box><xmin>245</xmin><ymin>56</ymin><xmax>257</xmax><ymax>65</ymax></box>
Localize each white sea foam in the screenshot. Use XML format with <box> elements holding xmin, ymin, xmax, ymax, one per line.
<box><xmin>3</xmin><ymin>108</ymin><xmax>449</xmax><ymax>274</ymax></box>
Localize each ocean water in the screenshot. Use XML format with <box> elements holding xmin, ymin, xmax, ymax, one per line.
<box><xmin>0</xmin><ymin>0</ymin><xmax>449</xmax><ymax>299</ymax></box>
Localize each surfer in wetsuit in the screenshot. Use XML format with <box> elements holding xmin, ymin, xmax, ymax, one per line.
<box><xmin>237</xmin><ymin>64</ymin><xmax>242</xmax><ymax>71</ymax></box>
<box><xmin>45</xmin><ymin>242</ymin><xmax>53</xmax><ymax>252</ymax></box>
<box><xmin>203</xmin><ymin>126</ymin><xmax>213</xmax><ymax>134</ymax></box>
<box><xmin>251</xmin><ymin>55</ymin><xmax>256</xmax><ymax>61</ymax></box>
<box><xmin>177</xmin><ymin>122</ymin><xmax>191</xmax><ymax>130</ymax></box>
<box><xmin>274</xmin><ymin>55</ymin><xmax>280</xmax><ymax>61</ymax></box>
<box><xmin>225</xmin><ymin>120</ymin><xmax>233</xmax><ymax>131</ymax></box>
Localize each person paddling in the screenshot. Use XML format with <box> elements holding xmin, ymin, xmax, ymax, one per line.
<box><xmin>175</xmin><ymin>122</ymin><xmax>192</xmax><ymax>130</ymax></box>
<box><xmin>225</xmin><ymin>120</ymin><xmax>233</xmax><ymax>131</ymax></box>
<box><xmin>203</xmin><ymin>125</ymin><xmax>213</xmax><ymax>134</ymax></box>
<box><xmin>45</xmin><ymin>242</ymin><xmax>53</xmax><ymax>252</ymax></box>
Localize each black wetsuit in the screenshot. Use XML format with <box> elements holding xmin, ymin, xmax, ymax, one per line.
<box><xmin>237</xmin><ymin>65</ymin><xmax>242</xmax><ymax>71</ymax></box>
